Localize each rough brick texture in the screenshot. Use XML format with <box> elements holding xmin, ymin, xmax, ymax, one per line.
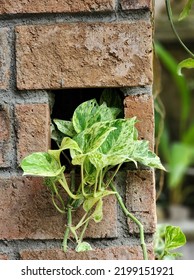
<box><xmin>0</xmin><ymin>28</ymin><xmax>10</xmax><ymax>89</ymax></box>
<box><xmin>124</xmin><ymin>94</ymin><xmax>154</xmax><ymax>151</ymax></box>
<box><xmin>0</xmin><ymin>104</ymin><xmax>11</xmax><ymax>167</ymax></box>
<box><xmin>121</xmin><ymin>0</ymin><xmax>152</xmax><ymax>10</ymax></box>
<box><xmin>126</xmin><ymin>170</ymin><xmax>156</xmax><ymax>234</ymax></box>
<box><xmin>0</xmin><ymin>254</ymin><xmax>8</xmax><ymax>260</ymax></box>
<box><xmin>0</xmin><ymin>176</ymin><xmax>117</xmax><ymax>240</ymax></box>
<box><xmin>20</xmin><ymin>245</ymin><xmax>155</xmax><ymax>260</ymax></box>
<box><xmin>15</xmin><ymin>104</ymin><xmax>50</xmax><ymax>163</ymax></box>
<box><xmin>16</xmin><ymin>21</ymin><xmax>153</xmax><ymax>90</ymax></box>
<box><xmin>0</xmin><ymin>0</ymin><xmax>115</xmax><ymax>14</ymax></box>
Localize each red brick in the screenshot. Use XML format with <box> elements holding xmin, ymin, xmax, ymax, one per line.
<box><xmin>15</xmin><ymin>104</ymin><xmax>50</xmax><ymax>163</ymax></box>
<box><xmin>0</xmin><ymin>254</ymin><xmax>8</xmax><ymax>260</ymax></box>
<box><xmin>121</xmin><ymin>0</ymin><xmax>152</xmax><ymax>10</ymax></box>
<box><xmin>20</xmin><ymin>245</ymin><xmax>155</xmax><ymax>260</ymax></box>
<box><xmin>124</xmin><ymin>94</ymin><xmax>154</xmax><ymax>151</ymax></box>
<box><xmin>0</xmin><ymin>28</ymin><xmax>10</xmax><ymax>89</ymax></box>
<box><xmin>0</xmin><ymin>0</ymin><xmax>115</xmax><ymax>14</ymax></box>
<box><xmin>16</xmin><ymin>21</ymin><xmax>153</xmax><ymax>90</ymax></box>
<box><xmin>0</xmin><ymin>104</ymin><xmax>11</xmax><ymax>167</ymax></box>
<box><xmin>126</xmin><ymin>170</ymin><xmax>157</xmax><ymax>234</ymax></box>
<box><xmin>0</xmin><ymin>176</ymin><xmax>117</xmax><ymax>240</ymax></box>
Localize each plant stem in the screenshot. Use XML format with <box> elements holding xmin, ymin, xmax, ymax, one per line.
<box><xmin>62</xmin><ymin>205</ymin><xmax>72</xmax><ymax>252</ymax></box>
<box><xmin>62</xmin><ymin>167</ymin><xmax>77</xmax><ymax>252</ymax></box>
<box><xmin>59</xmin><ymin>177</ymin><xmax>80</xmax><ymax>200</ymax></box>
<box><xmin>165</xmin><ymin>0</ymin><xmax>194</xmax><ymax>58</ymax></box>
<box><xmin>110</xmin><ymin>182</ymin><xmax>148</xmax><ymax>260</ymax></box>
<box><xmin>81</xmin><ymin>164</ymin><xmax>87</xmax><ymax>197</ymax></box>
<box><xmin>105</xmin><ymin>163</ymin><xmax>122</xmax><ymax>189</ymax></box>
<box><xmin>79</xmin><ymin>219</ymin><xmax>90</xmax><ymax>244</ymax></box>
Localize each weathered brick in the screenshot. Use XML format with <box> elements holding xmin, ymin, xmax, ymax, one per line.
<box><xmin>15</xmin><ymin>104</ymin><xmax>50</xmax><ymax>163</ymax></box>
<box><xmin>0</xmin><ymin>176</ymin><xmax>117</xmax><ymax>240</ymax></box>
<box><xmin>121</xmin><ymin>0</ymin><xmax>152</xmax><ymax>10</ymax></box>
<box><xmin>20</xmin><ymin>245</ymin><xmax>155</xmax><ymax>260</ymax></box>
<box><xmin>0</xmin><ymin>254</ymin><xmax>9</xmax><ymax>260</ymax></box>
<box><xmin>16</xmin><ymin>21</ymin><xmax>153</xmax><ymax>90</ymax></box>
<box><xmin>124</xmin><ymin>94</ymin><xmax>154</xmax><ymax>151</ymax></box>
<box><xmin>0</xmin><ymin>28</ymin><xmax>10</xmax><ymax>89</ymax></box>
<box><xmin>126</xmin><ymin>170</ymin><xmax>157</xmax><ymax>233</ymax></box>
<box><xmin>0</xmin><ymin>104</ymin><xmax>12</xmax><ymax>167</ymax></box>
<box><xmin>0</xmin><ymin>0</ymin><xmax>115</xmax><ymax>14</ymax></box>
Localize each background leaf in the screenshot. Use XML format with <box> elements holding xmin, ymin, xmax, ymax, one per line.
<box><xmin>165</xmin><ymin>225</ymin><xmax>186</xmax><ymax>250</ymax></box>
<box><xmin>177</xmin><ymin>58</ymin><xmax>194</xmax><ymax>76</ymax></box>
<box><xmin>179</xmin><ymin>0</ymin><xmax>194</xmax><ymax>21</ymax></box>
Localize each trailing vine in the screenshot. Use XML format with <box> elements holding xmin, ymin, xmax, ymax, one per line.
<box><xmin>20</xmin><ymin>92</ymin><xmax>165</xmax><ymax>259</ymax></box>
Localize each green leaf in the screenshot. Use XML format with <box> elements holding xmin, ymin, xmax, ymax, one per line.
<box><xmin>179</xmin><ymin>0</ymin><xmax>194</xmax><ymax>21</ymax></box>
<box><xmin>99</xmin><ymin>118</ymin><xmax>137</xmax><ymax>156</ymax></box>
<box><xmin>182</xmin><ymin>123</ymin><xmax>194</xmax><ymax>145</ymax></box>
<box><xmin>53</xmin><ymin>119</ymin><xmax>75</xmax><ymax>137</ymax></box>
<box><xmin>92</xmin><ymin>199</ymin><xmax>103</xmax><ymax>223</ymax></box>
<box><xmin>75</xmin><ymin>242</ymin><xmax>92</xmax><ymax>252</ymax></box>
<box><xmin>72</xmin><ymin>99</ymin><xmax>119</xmax><ymax>134</ymax></box>
<box><xmin>83</xmin><ymin>196</ymin><xmax>100</xmax><ymax>212</ymax></box>
<box><xmin>100</xmin><ymin>89</ymin><xmax>122</xmax><ymax>117</ymax></box>
<box><xmin>155</xmin><ymin>42</ymin><xmax>191</xmax><ymax>129</ymax></box>
<box><xmin>20</xmin><ymin>152</ymin><xmax>65</xmax><ymax>177</ymax></box>
<box><xmin>83</xmin><ymin>190</ymin><xmax>115</xmax><ymax>212</ymax></box>
<box><xmin>165</xmin><ymin>225</ymin><xmax>186</xmax><ymax>251</ymax></box>
<box><xmin>51</xmin><ymin>123</ymin><xmax>64</xmax><ymax>145</ymax></box>
<box><xmin>60</xmin><ymin>137</ymin><xmax>82</xmax><ymax>154</ymax></box>
<box><xmin>168</xmin><ymin>143</ymin><xmax>193</xmax><ymax>188</ymax></box>
<box><xmin>132</xmin><ymin>141</ymin><xmax>166</xmax><ymax>170</ymax></box>
<box><xmin>74</xmin><ymin>122</ymin><xmax>116</xmax><ymax>154</ymax></box>
<box><xmin>177</xmin><ymin>58</ymin><xmax>194</xmax><ymax>76</ymax></box>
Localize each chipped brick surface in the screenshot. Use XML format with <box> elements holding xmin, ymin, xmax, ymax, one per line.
<box><xmin>16</xmin><ymin>21</ymin><xmax>153</xmax><ymax>90</ymax></box>
<box><xmin>124</xmin><ymin>94</ymin><xmax>154</xmax><ymax>151</ymax></box>
<box><xmin>0</xmin><ymin>176</ymin><xmax>117</xmax><ymax>240</ymax></box>
<box><xmin>20</xmin><ymin>245</ymin><xmax>155</xmax><ymax>260</ymax></box>
<box><xmin>126</xmin><ymin>170</ymin><xmax>157</xmax><ymax>234</ymax></box>
<box><xmin>15</xmin><ymin>104</ymin><xmax>51</xmax><ymax>163</ymax></box>
<box><xmin>0</xmin><ymin>28</ymin><xmax>10</xmax><ymax>89</ymax></box>
<box><xmin>121</xmin><ymin>0</ymin><xmax>152</xmax><ymax>10</ymax></box>
<box><xmin>0</xmin><ymin>0</ymin><xmax>115</xmax><ymax>14</ymax></box>
<box><xmin>0</xmin><ymin>104</ymin><xmax>11</xmax><ymax>167</ymax></box>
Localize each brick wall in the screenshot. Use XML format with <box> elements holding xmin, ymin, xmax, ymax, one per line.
<box><xmin>0</xmin><ymin>0</ymin><xmax>156</xmax><ymax>260</ymax></box>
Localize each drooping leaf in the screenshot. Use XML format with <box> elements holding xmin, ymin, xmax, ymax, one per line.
<box><xmin>83</xmin><ymin>190</ymin><xmax>115</xmax><ymax>213</ymax></box>
<box><xmin>132</xmin><ymin>141</ymin><xmax>166</xmax><ymax>170</ymax></box>
<box><xmin>92</xmin><ymin>199</ymin><xmax>103</xmax><ymax>223</ymax></box>
<box><xmin>179</xmin><ymin>0</ymin><xmax>194</xmax><ymax>21</ymax></box>
<box><xmin>20</xmin><ymin>152</ymin><xmax>65</xmax><ymax>177</ymax></box>
<box><xmin>177</xmin><ymin>58</ymin><xmax>194</xmax><ymax>76</ymax></box>
<box><xmin>53</xmin><ymin>119</ymin><xmax>75</xmax><ymax>138</ymax></box>
<box><xmin>165</xmin><ymin>225</ymin><xmax>186</xmax><ymax>251</ymax></box>
<box><xmin>75</xmin><ymin>242</ymin><xmax>92</xmax><ymax>252</ymax></box>
<box><xmin>60</xmin><ymin>137</ymin><xmax>82</xmax><ymax>153</ymax></box>
<box><xmin>83</xmin><ymin>197</ymin><xmax>100</xmax><ymax>213</ymax></box>
<box><xmin>48</xmin><ymin>149</ymin><xmax>62</xmax><ymax>163</ymax></box>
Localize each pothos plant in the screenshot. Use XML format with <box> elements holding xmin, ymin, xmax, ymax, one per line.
<box><xmin>20</xmin><ymin>93</ymin><xmax>165</xmax><ymax>260</ymax></box>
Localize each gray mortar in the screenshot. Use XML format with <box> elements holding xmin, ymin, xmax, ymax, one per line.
<box><xmin>0</xmin><ymin>5</ymin><xmax>154</xmax><ymax>259</ymax></box>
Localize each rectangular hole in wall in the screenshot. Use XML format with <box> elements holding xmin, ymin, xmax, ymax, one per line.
<box><xmin>51</xmin><ymin>88</ymin><xmax>124</xmax><ymax>169</ymax></box>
